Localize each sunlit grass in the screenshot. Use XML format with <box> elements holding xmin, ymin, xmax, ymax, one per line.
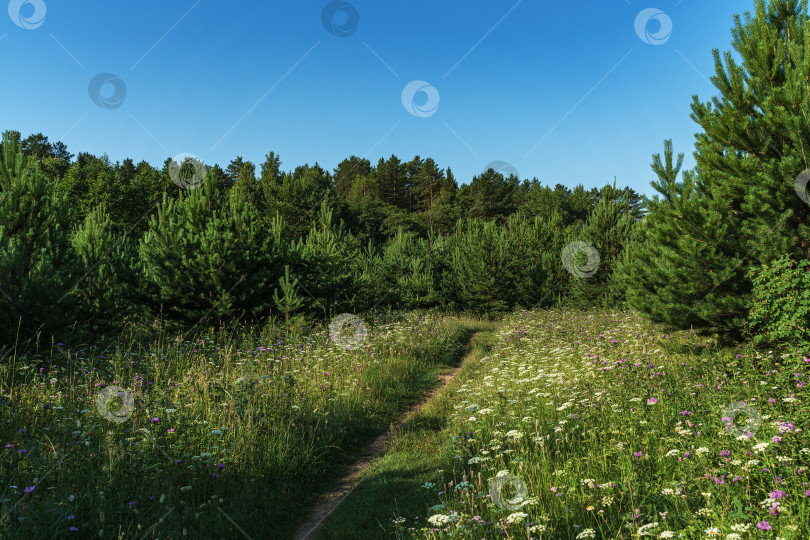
<box><xmin>395</xmin><ymin>309</ymin><xmax>810</xmax><ymax>539</ymax></box>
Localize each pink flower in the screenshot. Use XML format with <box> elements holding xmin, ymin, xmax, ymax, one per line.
<box><xmin>757</xmin><ymin>521</ymin><xmax>772</xmax><ymax>530</ymax></box>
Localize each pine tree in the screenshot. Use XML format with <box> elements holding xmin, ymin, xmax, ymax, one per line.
<box><xmin>622</xmin><ymin>0</ymin><xmax>810</xmax><ymax>338</ymax></box>
<box><xmin>376</xmin><ymin>155</ymin><xmax>406</xmax><ymax>209</ymax></box>
<box><xmin>441</xmin><ymin>218</ymin><xmax>536</xmax><ymax>314</ymax></box>
<box><xmin>293</xmin><ymin>201</ymin><xmax>361</xmax><ymax>319</ymax></box>
<box><xmin>138</xmin><ymin>170</ymin><xmax>286</xmax><ymax>326</ymax></box>
<box><xmin>690</xmin><ymin>0</ymin><xmax>810</xmax><ymax>262</ymax></box>
<box><xmin>0</xmin><ymin>133</ymin><xmax>79</xmax><ymax>347</ymax></box>
<box><xmin>226</xmin><ymin>156</ymin><xmax>246</xmax><ymax>183</ymax></box>
<box><xmin>375</xmin><ymin>230</ymin><xmax>437</xmax><ymax>308</ymax></box>
<box><xmin>457</xmin><ymin>169</ymin><xmax>517</xmax><ymax>223</ymax></box>
<box><xmin>567</xmin><ymin>183</ymin><xmax>636</xmax><ymax>308</ymax></box>
<box><xmin>618</xmin><ymin>140</ymin><xmax>749</xmax><ymax>335</ymax></box>
<box><xmin>263</xmin><ymin>165</ymin><xmax>332</xmax><ymax>240</ymax></box>
<box><xmin>272</xmin><ymin>264</ymin><xmax>306</xmax><ymax>324</ymax></box>
<box><xmin>233</xmin><ymin>160</ymin><xmax>259</xmax><ymax>208</ymax></box>
<box><xmin>69</xmin><ymin>204</ymin><xmax>140</xmax><ymax>334</ymax></box>
<box><xmin>333</xmin><ymin>156</ymin><xmax>371</xmax><ymax>199</ymax></box>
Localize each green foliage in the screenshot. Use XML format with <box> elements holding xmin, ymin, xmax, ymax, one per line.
<box><xmin>363</xmin><ymin>230</ymin><xmax>439</xmax><ymax>310</ymax></box>
<box><xmin>263</xmin><ymin>164</ymin><xmax>334</xmax><ymax>240</ymax></box>
<box><xmin>620</xmin><ymin>0</ymin><xmax>810</xmax><ymax>339</ymax></box>
<box><xmin>567</xmin><ymin>183</ymin><xmax>636</xmax><ymax>309</ymax></box>
<box><xmin>0</xmin><ymin>133</ymin><xmax>79</xmax><ymax>347</ymax></box>
<box><xmin>138</xmin><ymin>171</ymin><xmax>286</xmax><ymax>326</ymax></box>
<box><xmin>747</xmin><ymin>255</ymin><xmax>810</xmax><ymax>347</ymax></box>
<box><xmin>273</xmin><ymin>264</ymin><xmax>306</xmax><ymax>324</ymax></box>
<box><xmin>456</xmin><ymin>168</ymin><xmax>518</xmax><ymax>223</ymax></box>
<box><xmin>441</xmin><ymin>218</ymin><xmax>545</xmax><ymax>315</ymax></box>
<box><xmin>292</xmin><ymin>201</ymin><xmax>361</xmax><ymax>319</ymax></box>
<box><xmin>68</xmin><ymin>204</ymin><xmax>140</xmax><ymax>335</ymax></box>
<box><xmin>618</xmin><ymin>140</ymin><xmax>752</xmax><ymax>338</ymax></box>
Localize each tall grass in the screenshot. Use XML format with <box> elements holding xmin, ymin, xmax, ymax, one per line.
<box><xmin>395</xmin><ymin>309</ymin><xmax>810</xmax><ymax>539</ymax></box>
<box><xmin>0</xmin><ymin>310</ymin><xmax>473</xmax><ymax>538</ymax></box>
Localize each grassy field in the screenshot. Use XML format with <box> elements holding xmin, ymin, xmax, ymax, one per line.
<box><xmin>2</xmin><ymin>308</ymin><xmax>809</xmax><ymax>538</ymax></box>
<box><xmin>317</xmin><ymin>310</ymin><xmax>810</xmax><ymax>539</ymax></box>
<box><xmin>0</xmin><ymin>311</ymin><xmax>488</xmax><ymax>538</ymax></box>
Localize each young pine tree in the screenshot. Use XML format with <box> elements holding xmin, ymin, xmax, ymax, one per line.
<box><xmin>0</xmin><ymin>133</ymin><xmax>79</xmax><ymax>347</ymax></box>
<box><xmin>567</xmin><ymin>183</ymin><xmax>636</xmax><ymax>309</ymax></box>
<box><xmin>69</xmin><ymin>204</ymin><xmax>140</xmax><ymax>334</ymax></box>
<box><xmin>138</xmin><ymin>170</ymin><xmax>287</xmax><ymax>327</ymax></box>
<box><xmin>622</xmin><ymin>0</ymin><xmax>810</xmax><ymax>338</ymax></box>
<box><xmin>272</xmin><ymin>264</ymin><xmax>306</xmax><ymax>324</ymax></box>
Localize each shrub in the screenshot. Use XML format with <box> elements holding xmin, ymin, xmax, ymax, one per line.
<box><xmin>747</xmin><ymin>255</ymin><xmax>810</xmax><ymax>347</ymax></box>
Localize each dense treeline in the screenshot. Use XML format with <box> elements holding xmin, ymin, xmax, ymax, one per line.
<box><xmin>2</xmin><ymin>0</ymin><xmax>810</xmax><ymax>351</ymax></box>
<box><xmin>0</xmin><ymin>128</ymin><xmax>641</xmax><ymax>347</ymax></box>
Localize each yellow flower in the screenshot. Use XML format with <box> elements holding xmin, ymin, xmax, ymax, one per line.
<box><xmin>586</xmin><ymin>505</ymin><xmax>594</xmax><ymax>511</ymax></box>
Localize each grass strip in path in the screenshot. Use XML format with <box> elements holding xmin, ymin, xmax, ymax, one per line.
<box><xmin>302</xmin><ymin>328</ymin><xmax>501</xmax><ymax>539</ymax></box>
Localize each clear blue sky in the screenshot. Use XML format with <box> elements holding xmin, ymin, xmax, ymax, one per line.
<box><xmin>2</xmin><ymin>0</ymin><xmax>753</xmax><ymax>197</ymax></box>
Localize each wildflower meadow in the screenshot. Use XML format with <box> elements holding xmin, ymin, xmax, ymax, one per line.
<box><xmin>390</xmin><ymin>310</ymin><xmax>810</xmax><ymax>539</ymax></box>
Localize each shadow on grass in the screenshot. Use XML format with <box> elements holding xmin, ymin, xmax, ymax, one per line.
<box><xmin>309</xmin><ymin>328</ymin><xmax>499</xmax><ymax>540</ymax></box>
<box><xmin>0</xmin><ymin>319</ymin><xmax>491</xmax><ymax>539</ymax></box>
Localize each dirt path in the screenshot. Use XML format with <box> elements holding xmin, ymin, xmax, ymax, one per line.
<box><xmin>292</xmin><ymin>333</ymin><xmax>477</xmax><ymax>540</ymax></box>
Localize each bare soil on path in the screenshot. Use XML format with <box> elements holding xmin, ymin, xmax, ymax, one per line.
<box><xmin>292</xmin><ymin>333</ymin><xmax>479</xmax><ymax>540</ymax></box>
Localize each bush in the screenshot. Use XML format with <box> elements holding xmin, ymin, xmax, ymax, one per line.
<box><xmin>747</xmin><ymin>255</ymin><xmax>810</xmax><ymax>347</ymax></box>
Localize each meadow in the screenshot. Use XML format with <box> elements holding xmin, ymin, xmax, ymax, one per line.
<box><xmin>0</xmin><ymin>311</ymin><xmax>489</xmax><ymax>538</ymax></box>
<box><xmin>369</xmin><ymin>309</ymin><xmax>809</xmax><ymax>539</ymax></box>
<box><xmin>1</xmin><ymin>309</ymin><xmax>809</xmax><ymax>539</ymax></box>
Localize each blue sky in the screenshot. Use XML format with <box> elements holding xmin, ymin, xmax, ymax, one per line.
<box><xmin>2</xmin><ymin>0</ymin><xmax>753</xmax><ymax>197</ymax></box>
